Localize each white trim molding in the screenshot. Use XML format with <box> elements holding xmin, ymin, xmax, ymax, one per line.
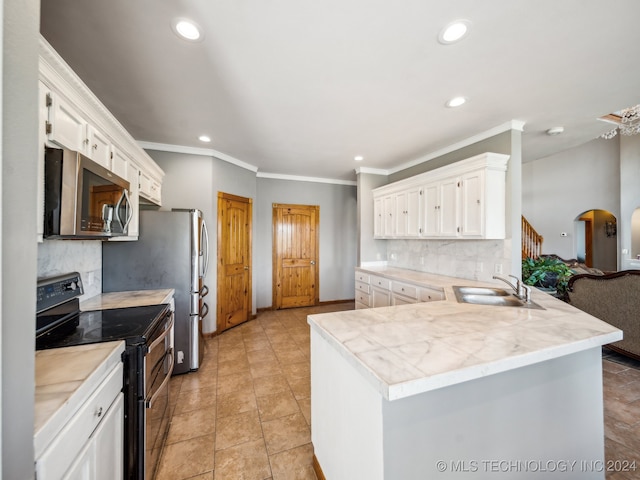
<box><xmin>137</xmin><ymin>141</ymin><xmax>259</xmax><ymax>173</ymax></box>
<box><xmin>257</xmin><ymin>171</ymin><xmax>356</xmax><ymax>186</ymax></box>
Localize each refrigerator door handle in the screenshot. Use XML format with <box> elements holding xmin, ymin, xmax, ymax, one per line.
<box><xmin>201</xmin><ymin>219</ymin><xmax>210</xmax><ymax>278</ymax></box>
<box><xmin>201</xmin><ymin>302</ymin><xmax>209</xmax><ymax>320</ymax></box>
<box><xmin>199</xmin><ymin>284</ymin><xmax>209</xmax><ymax>298</ymax></box>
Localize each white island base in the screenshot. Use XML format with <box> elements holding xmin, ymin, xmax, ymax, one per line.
<box><xmin>311</xmin><ymin>330</ymin><xmax>607</xmax><ymax>480</ymax></box>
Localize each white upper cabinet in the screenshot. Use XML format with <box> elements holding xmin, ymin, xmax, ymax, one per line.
<box><xmin>38</xmin><ymin>35</ymin><xmax>164</xmax><ymax>241</ymax></box>
<box><xmin>87</xmin><ymin>124</ymin><xmax>112</xmax><ymax>169</ymax></box>
<box><xmin>373</xmin><ymin>152</ymin><xmax>509</xmax><ymax>240</ymax></box>
<box><xmin>47</xmin><ymin>91</ymin><xmax>88</xmax><ymax>153</ymax></box>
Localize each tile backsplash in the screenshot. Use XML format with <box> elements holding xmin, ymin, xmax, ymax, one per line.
<box><xmin>386</xmin><ymin>238</ymin><xmax>512</xmax><ymax>282</ymax></box>
<box><xmin>37</xmin><ymin>240</ymin><xmax>102</xmax><ymax>300</ymax></box>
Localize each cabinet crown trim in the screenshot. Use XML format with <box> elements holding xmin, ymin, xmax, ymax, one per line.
<box><xmin>373</xmin><ymin>152</ymin><xmax>509</xmax><ymax>195</ymax></box>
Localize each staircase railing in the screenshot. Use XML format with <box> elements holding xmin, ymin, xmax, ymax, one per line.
<box><xmin>522</xmin><ymin>216</ymin><xmax>543</xmax><ymax>259</ymax></box>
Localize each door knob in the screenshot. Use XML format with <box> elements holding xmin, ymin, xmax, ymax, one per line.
<box><xmin>244</xmin><ymin>266</ymin><xmax>249</xmax><ymax>270</ymax></box>
<box><xmin>310</xmin><ymin>261</ymin><xmax>316</xmax><ymax>265</ymax></box>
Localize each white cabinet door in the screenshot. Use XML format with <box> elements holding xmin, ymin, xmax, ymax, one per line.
<box><xmin>38</xmin><ymin>82</ymin><xmax>49</xmax><ymax>241</ymax></box>
<box><xmin>423</xmin><ymin>183</ymin><xmax>440</xmax><ymax>236</ymax></box>
<box><xmin>439</xmin><ymin>177</ymin><xmax>459</xmax><ymax>237</ymax></box>
<box><xmin>406</xmin><ymin>186</ymin><xmax>422</xmax><ymax>237</ymax></box>
<box><xmin>62</xmin><ymin>441</ymin><xmax>93</xmax><ymax>480</ymax></box>
<box><xmin>423</xmin><ymin>178</ymin><xmax>459</xmax><ymax>237</ymax></box>
<box><xmin>383</xmin><ymin>195</ymin><xmax>394</xmax><ymax>237</ymax></box>
<box><xmin>139</xmin><ymin>169</ymin><xmax>162</xmax><ymax>205</ymax></box>
<box><xmin>86</xmin><ymin>125</ymin><xmax>112</xmax><ymax>169</ymax></box>
<box><xmin>110</xmin><ymin>146</ymin><xmax>129</xmax><ymax>180</ymax></box>
<box><xmin>460</xmin><ymin>169</ymin><xmax>484</xmax><ymax>237</ymax></box>
<box><xmin>394</xmin><ymin>191</ymin><xmax>408</xmax><ymax>236</ymax></box>
<box><xmin>373</xmin><ymin>196</ymin><xmax>383</xmax><ymax>238</ymax></box>
<box><xmin>48</xmin><ymin>91</ymin><xmax>88</xmax><ymax>153</ymax></box>
<box><xmin>371</xmin><ymin>287</ymin><xmax>391</xmax><ymax>308</ymax></box>
<box><xmin>94</xmin><ymin>394</ymin><xmax>124</xmax><ymax>480</ymax></box>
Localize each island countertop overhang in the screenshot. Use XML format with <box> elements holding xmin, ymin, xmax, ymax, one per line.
<box><xmin>308</xmin><ymin>267</ymin><xmax>623</xmax><ymax>401</ymax></box>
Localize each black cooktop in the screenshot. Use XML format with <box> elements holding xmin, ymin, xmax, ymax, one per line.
<box><xmin>36</xmin><ymin>303</ymin><xmax>170</xmax><ymax>350</ymax></box>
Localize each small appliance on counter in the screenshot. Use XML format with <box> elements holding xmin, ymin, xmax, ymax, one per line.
<box><xmin>102</xmin><ymin>208</ymin><xmax>210</xmax><ymax>375</ymax></box>
<box><xmin>36</xmin><ymin>272</ymin><xmax>174</xmax><ymax>480</ymax></box>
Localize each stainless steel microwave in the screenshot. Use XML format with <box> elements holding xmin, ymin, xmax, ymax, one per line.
<box><xmin>44</xmin><ymin>147</ymin><xmax>132</xmax><ymax>239</ymax></box>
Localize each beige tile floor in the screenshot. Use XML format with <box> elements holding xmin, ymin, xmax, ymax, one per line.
<box><xmin>156</xmin><ymin>303</ymin><xmax>640</xmax><ymax>480</ymax></box>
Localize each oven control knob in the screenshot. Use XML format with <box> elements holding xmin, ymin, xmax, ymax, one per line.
<box><xmin>64</xmin><ymin>281</ymin><xmax>78</xmax><ymax>291</ymax></box>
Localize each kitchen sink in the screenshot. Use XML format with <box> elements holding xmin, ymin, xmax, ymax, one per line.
<box><xmin>453</xmin><ymin>286</ymin><xmax>510</xmax><ymax>296</ymax></box>
<box><xmin>452</xmin><ymin>286</ymin><xmax>545</xmax><ymax>310</ymax></box>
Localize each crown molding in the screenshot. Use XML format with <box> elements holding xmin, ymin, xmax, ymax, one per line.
<box><xmin>257</xmin><ymin>172</ymin><xmax>356</xmax><ymax>186</ymax></box>
<box><xmin>387</xmin><ymin>120</ymin><xmax>525</xmax><ymax>174</ymax></box>
<box><xmin>137</xmin><ymin>141</ymin><xmax>259</xmax><ymax>173</ymax></box>
<box><xmin>355</xmin><ymin>166</ymin><xmax>389</xmax><ymax>176</ymax></box>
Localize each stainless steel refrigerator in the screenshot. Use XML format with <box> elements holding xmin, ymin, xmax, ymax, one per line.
<box><xmin>102</xmin><ymin>209</ymin><xmax>210</xmax><ymax>374</ymax></box>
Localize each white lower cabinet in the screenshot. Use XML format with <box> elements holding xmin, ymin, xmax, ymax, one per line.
<box><xmin>36</xmin><ymin>361</ymin><xmax>124</xmax><ymax>480</ymax></box>
<box><xmin>355</xmin><ymin>269</ymin><xmax>445</xmax><ymax>309</ymax></box>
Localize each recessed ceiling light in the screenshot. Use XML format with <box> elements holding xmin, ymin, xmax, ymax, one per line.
<box><xmin>172</xmin><ymin>18</ymin><xmax>203</xmax><ymax>41</ymax></box>
<box><xmin>546</xmin><ymin>127</ymin><xmax>564</xmax><ymax>136</ymax></box>
<box><xmin>438</xmin><ymin>20</ymin><xmax>471</xmax><ymax>45</ymax></box>
<box><xmin>354</xmin><ymin>155</ymin><xmax>364</xmax><ymax>161</ymax></box>
<box><xmin>198</xmin><ymin>135</ymin><xmax>211</xmax><ymax>142</ymax></box>
<box><xmin>445</xmin><ymin>96</ymin><xmax>467</xmax><ymax>108</ymax></box>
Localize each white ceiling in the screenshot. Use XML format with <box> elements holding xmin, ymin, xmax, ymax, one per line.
<box><xmin>40</xmin><ymin>0</ymin><xmax>640</xmax><ymax>182</ymax></box>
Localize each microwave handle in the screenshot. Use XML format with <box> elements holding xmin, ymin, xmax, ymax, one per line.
<box><xmin>114</xmin><ymin>189</ymin><xmax>133</xmax><ymax>233</ymax></box>
<box><xmin>122</xmin><ymin>189</ymin><xmax>133</xmax><ymax>232</ymax></box>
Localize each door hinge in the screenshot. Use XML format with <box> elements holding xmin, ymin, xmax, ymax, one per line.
<box><xmin>110</xmin><ymin>151</ymin><xmax>114</xmax><ymax>159</ymax></box>
<box><xmin>45</xmin><ymin>121</ymin><xmax>52</xmax><ymax>135</ymax></box>
<box><xmin>45</xmin><ymin>93</ymin><xmax>52</xmax><ymax>107</ymax></box>
<box><xmin>457</xmin><ymin>226</ymin><xmax>460</xmax><ymax>233</ymax></box>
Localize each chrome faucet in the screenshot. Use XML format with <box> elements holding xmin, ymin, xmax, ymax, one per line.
<box><xmin>493</xmin><ymin>274</ymin><xmax>532</xmax><ymax>303</ymax></box>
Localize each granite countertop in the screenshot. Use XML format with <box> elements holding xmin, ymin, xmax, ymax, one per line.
<box><xmin>80</xmin><ymin>288</ymin><xmax>174</xmax><ymax>311</ymax></box>
<box><xmin>309</xmin><ymin>266</ymin><xmax>623</xmax><ymax>401</ymax></box>
<box><xmin>34</xmin><ymin>341</ymin><xmax>125</xmax><ymax>458</ymax></box>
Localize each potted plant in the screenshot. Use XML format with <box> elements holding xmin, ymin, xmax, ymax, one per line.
<box><xmin>522</xmin><ymin>256</ymin><xmax>574</xmax><ymax>298</ymax></box>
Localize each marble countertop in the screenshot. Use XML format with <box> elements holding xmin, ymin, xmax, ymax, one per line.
<box><xmin>309</xmin><ymin>266</ymin><xmax>623</xmax><ymax>401</ymax></box>
<box><xmin>80</xmin><ymin>288</ymin><xmax>174</xmax><ymax>311</ymax></box>
<box><xmin>34</xmin><ymin>341</ymin><xmax>125</xmax><ymax>458</ymax></box>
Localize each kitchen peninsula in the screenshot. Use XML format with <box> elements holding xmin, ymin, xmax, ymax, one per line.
<box><xmin>308</xmin><ymin>267</ymin><xmax>622</xmax><ymax>480</ymax></box>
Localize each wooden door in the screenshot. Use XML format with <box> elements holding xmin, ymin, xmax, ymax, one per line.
<box><xmin>217</xmin><ymin>192</ymin><xmax>252</xmax><ymax>332</ymax></box>
<box><xmin>273</xmin><ymin>204</ymin><xmax>319</xmax><ymax>309</ymax></box>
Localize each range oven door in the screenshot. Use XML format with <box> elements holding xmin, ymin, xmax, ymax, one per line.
<box><xmin>144</xmin><ymin>311</ymin><xmax>174</xmax><ymax>480</ymax></box>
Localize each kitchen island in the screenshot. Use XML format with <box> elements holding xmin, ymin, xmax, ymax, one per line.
<box><xmin>308</xmin><ymin>267</ymin><xmax>622</xmax><ymax>480</ymax></box>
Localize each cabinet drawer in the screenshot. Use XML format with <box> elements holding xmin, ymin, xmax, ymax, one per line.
<box><xmin>392</xmin><ymin>281</ymin><xmax>418</xmax><ymax>299</ymax></box>
<box><xmin>419</xmin><ymin>287</ymin><xmax>445</xmax><ymax>302</ymax></box>
<box><xmin>36</xmin><ymin>363</ymin><xmax>123</xmax><ymax>480</ymax></box>
<box><xmin>355</xmin><ymin>292</ymin><xmax>371</xmax><ymax>307</ymax></box>
<box><xmin>355</xmin><ymin>271</ymin><xmax>370</xmax><ymax>283</ymax></box>
<box><xmin>370</xmin><ymin>275</ymin><xmax>390</xmax><ymax>290</ymax></box>
<box><xmin>355</xmin><ymin>281</ymin><xmax>370</xmax><ymax>294</ymax></box>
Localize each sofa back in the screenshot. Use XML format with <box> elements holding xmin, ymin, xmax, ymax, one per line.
<box><xmin>567</xmin><ymin>270</ymin><xmax>640</xmax><ymax>359</ymax></box>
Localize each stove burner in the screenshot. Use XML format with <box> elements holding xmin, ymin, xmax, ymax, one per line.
<box><xmin>36</xmin><ymin>304</ymin><xmax>170</xmax><ymax>350</ymax></box>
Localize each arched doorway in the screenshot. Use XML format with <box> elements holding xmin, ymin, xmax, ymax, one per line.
<box><xmin>575</xmin><ymin>209</ymin><xmax>617</xmax><ymax>271</ymax></box>
<box><xmin>631</xmin><ymin>208</ymin><xmax>640</xmax><ymax>260</ymax></box>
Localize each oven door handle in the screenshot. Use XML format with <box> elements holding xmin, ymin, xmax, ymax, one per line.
<box><xmin>146</xmin><ymin>349</ymin><xmax>174</xmax><ymax>409</ymax></box>
<box><xmin>147</xmin><ymin>312</ymin><xmax>174</xmax><ymax>355</ymax></box>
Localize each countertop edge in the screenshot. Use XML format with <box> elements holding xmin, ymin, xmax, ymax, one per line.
<box><xmin>310</xmin><ymin>267</ymin><xmax>623</xmax><ymax>402</ymax></box>
<box><xmin>34</xmin><ymin>341</ymin><xmax>125</xmax><ymax>458</ymax></box>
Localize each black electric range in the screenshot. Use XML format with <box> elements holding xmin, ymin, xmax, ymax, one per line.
<box><xmin>36</xmin><ymin>272</ymin><xmax>175</xmax><ymax>480</ymax></box>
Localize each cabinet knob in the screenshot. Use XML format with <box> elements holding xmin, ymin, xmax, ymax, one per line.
<box><xmin>95</xmin><ymin>406</ymin><xmax>103</xmax><ymax>418</ymax></box>
<box><xmin>92</xmin><ymin>143</ymin><xmax>98</xmax><ymax>150</ymax></box>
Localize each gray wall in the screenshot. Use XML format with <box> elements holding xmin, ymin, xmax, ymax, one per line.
<box><xmin>357</xmin><ymin>172</ymin><xmax>388</xmax><ymax>265</ymax></box>
<box><xmin>148</xmin><ymin>149</ymin><xmax>258</xmax><ymax>333</ymax></box>
<box><xmin>256</xmin><ymin>177</ymin><xmax>357</xmax><ymax>308</ymax></box>
<box><xmin>2</xmin><ymin>0</ymin><xmax>40</xmax><ymax>477</ymax></box>
<box><xmin>522</xmin><ymin>138</ymin><xmax>620</xmax><ymax>263</ymax></box>
<box><xmin>148</xmin><ymin>150</ymin><xmax>356</xmax><ymax>331</ymax></box>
